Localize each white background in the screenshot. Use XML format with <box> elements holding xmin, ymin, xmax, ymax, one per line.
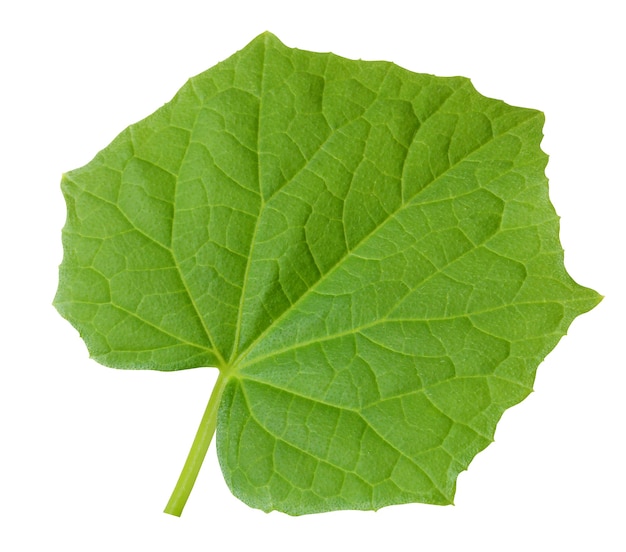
<box><xmin>1</xmin><ymin>1</ymin><xmax>623</xmax><ymax>550</ymax></box>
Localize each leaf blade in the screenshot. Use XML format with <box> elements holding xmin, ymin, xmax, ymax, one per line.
<box><xmin>55</xmin><ymin>32</ymin><xmax>602</xmax><ymax>515</ymax></box>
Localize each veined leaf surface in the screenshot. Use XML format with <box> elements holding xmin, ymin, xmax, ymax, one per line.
<box><xmin>54</xmin><ymin>32</ymin><xmax>601</xmax><ymax>515</ymax></box>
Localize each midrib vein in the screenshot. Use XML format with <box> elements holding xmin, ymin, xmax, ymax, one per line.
<box><xmin>229</xmin><ymin>37</ymin><xmax>267</xmax><ymax>364</ymax></box>
<box><xmin>228</xmin><ymin>73</ymin><xmax>464</xmax><ymax>366</ymax></box>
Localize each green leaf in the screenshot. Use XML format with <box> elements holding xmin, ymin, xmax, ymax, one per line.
<box><xmin>54</xmin><ymin>32</ymin><xmax>601</xmax><ymax>516</ymax></box>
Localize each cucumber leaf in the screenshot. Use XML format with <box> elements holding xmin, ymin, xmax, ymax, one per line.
<box><xmin>54</xmin><ymin>32</ymin><xmax>601</xmax><ymax>515</ymax></box>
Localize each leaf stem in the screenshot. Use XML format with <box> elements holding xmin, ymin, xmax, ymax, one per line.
<box><xmin>164</xmin><ymin>370</ymin><xmax>229</xmax><ymax>516</ymax></box>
